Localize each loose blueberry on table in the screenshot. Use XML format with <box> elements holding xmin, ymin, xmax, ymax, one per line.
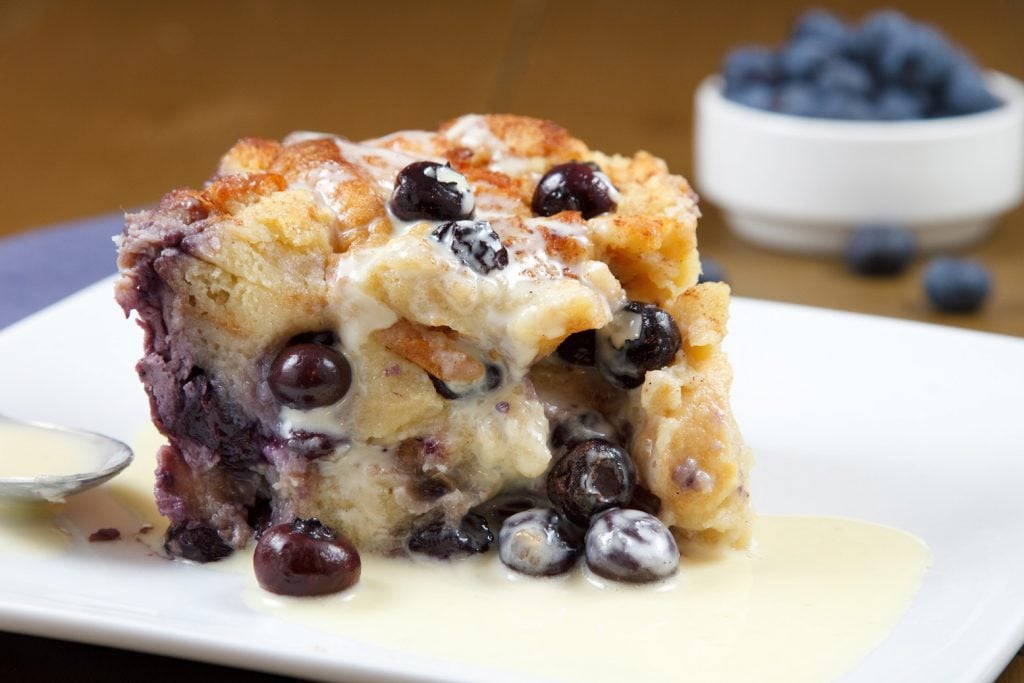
<box><xmin>844</xmin><ymin>225</ymin><xmax>916</xmax><ymax>276</ymax></box>
<box><xmin>923</xmin><ymin>257</ymin><xmax>992</xmax><ymax>313</ymax></box>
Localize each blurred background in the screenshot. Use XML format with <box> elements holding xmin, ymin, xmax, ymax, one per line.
<box><xmin>1</xmin><ymin>0</ymin><xmax>1022</xmax><ymax>335</ymax></box>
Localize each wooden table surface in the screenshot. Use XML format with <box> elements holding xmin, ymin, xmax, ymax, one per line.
<box><xmin>1</xmin><ymin>1</ymin><xmax>1022</xmax><ymax>681</ymax></box>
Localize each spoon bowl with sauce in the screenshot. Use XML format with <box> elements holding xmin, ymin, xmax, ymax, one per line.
<box><xmin>0</xmin><ymin>415</ymin><xmax>134</xmax><ymax>502</ymax></box>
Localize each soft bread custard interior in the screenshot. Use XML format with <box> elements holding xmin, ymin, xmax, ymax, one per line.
<box><xmin>115</xmin><ymin>114</ymin><xmax>753</xmax><ymax>557</ymax></box>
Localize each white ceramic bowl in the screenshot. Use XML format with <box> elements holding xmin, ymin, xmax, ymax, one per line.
<box><xmin>694</xmin><ymin>72</ymin><xmax>1024</xmax><ymax>253</ymax></box>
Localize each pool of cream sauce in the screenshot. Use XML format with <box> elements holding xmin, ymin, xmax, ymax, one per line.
<box><xmin>0</xmin><ymin>424</ymin><xmax>931</xmax><ymax>682</ymax></box>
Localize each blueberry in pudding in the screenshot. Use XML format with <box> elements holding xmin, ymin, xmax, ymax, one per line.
<box><xmin>116</xmin><ymin>114</ymin><xmax>752</xmax><ymax>592</ymax></box>
<box><xmin>532</xmin><ymin>162</ymin><xmax>619</xmax><ymax>219</ymax></box>
<box><xmin>390</xmin><ymin>160</ymin><xmax>475</xmax><ymax>221</ymax></box>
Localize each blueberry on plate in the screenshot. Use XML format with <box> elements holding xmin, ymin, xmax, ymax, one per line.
<box><xmin>253</xmin><ymin>518</ymin><xmax>361</xmax><ymax>596</ymax></box>
<box><xmin>407</xmin><ymin>512</ymin><xmax>494</xmax><ymax>558</ymax></box>
<box><xmin>585</xmin><ymin>508</ymin><xmax>679</xmax><ymax>583</ymax></box>
<box><xmin>844</xmin><ymin>225</ymin><xmax>916</xmax><ymax>276</ymax></box>
<box><xmin>165</xmin><ymin>521</ymin><xmax>233</xmax><ymax>562</ymax></box>
<box><xmin>498</xmin><ymin>507</ymin><xmax>580</xmax><ymax>577</ymax></box>
<box><xmin>923</xmin><ymin>257</ymin><xmax>992</xmax><ymax>313</ymax></box>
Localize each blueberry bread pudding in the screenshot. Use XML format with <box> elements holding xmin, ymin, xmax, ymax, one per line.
<box><xmin>115</xmin><ymin>114</ymin><xmax>752</xmax><ymax>591</ymax></box>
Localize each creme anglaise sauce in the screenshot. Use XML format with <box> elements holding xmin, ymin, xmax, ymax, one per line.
<box><xmin>0</xmin><ymin>424</ymin><xmax>931</xmax><ymax>682</ymax></box>
<box><xmin>0</xmin><ymin>420</ymin><xmax>106</xmax><ymax>478</ymax></box>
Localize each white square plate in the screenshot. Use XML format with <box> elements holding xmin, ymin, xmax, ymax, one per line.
<box><xmin>0</xmin><ymin>278</ymin><xmax>1022</xmax><ymax>682</ymax></box>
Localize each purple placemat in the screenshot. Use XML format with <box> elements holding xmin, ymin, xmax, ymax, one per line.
<box><xmin>0</xmin><ymin>213</ymin><xmax>124</xmax><ymax>330</ymax></box>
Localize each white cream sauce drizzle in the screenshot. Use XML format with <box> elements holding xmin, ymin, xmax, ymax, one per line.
<box><xmin>0</xmin><ymin>424</ymin><xmax>932</xmax><ymax>683</ymax></box>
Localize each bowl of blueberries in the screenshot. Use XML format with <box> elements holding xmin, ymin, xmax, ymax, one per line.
<box><xmin>695</xmin><ymin>9</ymin><xmax>1024</xmax><ymax>254</ymax></box>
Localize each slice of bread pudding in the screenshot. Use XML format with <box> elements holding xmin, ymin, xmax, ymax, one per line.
<box><xmin>115</xmin><ymin>114</ymin><xmax>752</xmax><ymax>573</ymax></box>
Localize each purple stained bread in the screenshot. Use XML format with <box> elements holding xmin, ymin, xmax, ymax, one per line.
<box><xmin>115</xmin><ymin>114</ymin><xmax>753</xmax><ymax>564</ymax></box>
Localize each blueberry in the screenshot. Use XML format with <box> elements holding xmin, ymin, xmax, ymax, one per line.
<box><xmin>724</xmin><ymin>82</ymin><xmax>776</xmax><ymax>111</ymax></box>
<box><xmin>549</xmin><ymin>409</ymin><xmax>619</xmax><ymax>453</ymax></box>
<box><xmin>596</xmin><ymin>301</ymin><xmax>682</xmax><ymax>390</ymax></box>
<box><xmin>585</xmin><ymin>508</ymin><xmax>679</xmax><ymax>583</ymax></box>
<box><xmin>721</xmin><ymin>45</ymin><xmax>779</xmax><ymax>87</ymax></box>
<box><xmin>431</xmin><ymin>220</ymin><xmax>509</xmax><ymax>275</ymax></box>
<box><xmin>924</xmin><ymin>257</ymin><xmax>992</xmax><ymax>313</ymax></box>
<box><xmin>791</xmin><ymin>9</ymin><xmax>852</xmax><ymax>48</ymax></box>
<box><xmin>853</xmin><ymin>10</ymin><xmax>912</xmax><ymax>61</ymax></box>
<box><xmin>697</xmin><ymin>257</ymin><xmax>728</xmax><ymax>284</ymax></box>
<box><xmin>546</xmin><ymin>439</ymin><xmax>636</xmax><ymax>526</ymax></box>
<box><xmin>815</xmin><ymin>58</ymin><xmax>873</xmax><ymax>96</ymax></box>
<box><xmin>390</xmin><ymin>161</ymin><xmax>475</xmax><ymax>222</ymax></box>
<box><xmin>429</xmin><ymin>362</ymin><xmax>503</xmax><ymax>400</ymax></box>
<box><xmin>472</xmin><ymin>489</ymin><xmax>549</xmax><ymax>530</ymax></box>
<box><xmin>818</xmin><ymin>91</ymin><xmax>875</xmax><ymax>120</ymax></box>
<box><xmin>498</xmin><ymin>508</ymin><xmax>581</xmax><ymax>576</ymax></box>
<box><xmin>253</xmin><ymin>518</ymin><xmax>361</xmax><ymax>596</ymax></box>
<box><xmin>555</xmin><ymin>329</ymin><xmax>596</xmax><ymax>366</ymax></box>
<box><xmin>287</xmin><ymin>330</ymin><xmax>338</xmax><ymax>346</ymax></box>
<box><xmin>939</xmin><ymin>62</ymin><xmax>1000</xmax><ymax>116</ymax></box>
<box><xmin>777</xmin><ymin>82</ymin><xmax>821</xmax><ymax>117</ymax></box>
<box><xmin>874</xmin><ymin>86</ymin><xmax>928</xmax><ymax>120</ymax></box>
<box><xmin>407</xmin><ymin>512</ymin><xmax>493</xmax><ymax>559</ymax></box>
<box><xmin>627</xmin><ymin>485</ymin><xmax>662</xmax><ymax>516</ymax></box>
<box><xmin>268</xmin><ymin>342</ymin><xmax>352</xmax><ymax>409</ymax></box>
<box><xmin>532</xmin><ymin>162</ymin><xmax>618</xmax><ymax>219</ymax></box>
<box><xmin>876</xmin><ymin>24</ymin><xmax>957</xmax><ymax>87</ymax></box>
<box><xmin>845</xmin><ymin>225</ymin><xmax>916</xmax><ymax>276</ymax></box>
<box><xmin>779</xmin><ymin>37</ymin><xmax>838</xmax><ymax>80</ymax></box>
<box><xmin>164</xmin><ymin>521</ymin><xmax>233</xmax><ymax>562</ymax></box>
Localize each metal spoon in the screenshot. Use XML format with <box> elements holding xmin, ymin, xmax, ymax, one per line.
<box><xmin>0</xmin><ymin>415</ymin><xmax>134</xmax><ymax>502</ymax></box>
